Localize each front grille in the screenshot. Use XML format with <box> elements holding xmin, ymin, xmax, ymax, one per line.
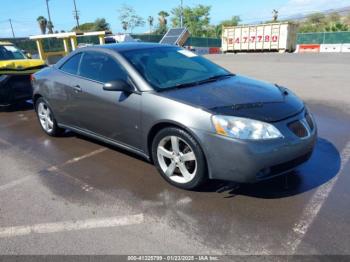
<box><xmin>305</xmin><ymin>113</ymin><xmax>314</xmax><ymax>131</ymax></box>
<box><xmin>288</xmin><ymin>120</ymin><xmax>308</xmax><ymax>138</ymax></box>
<box><xmin>257</xmin><ymin>151</ymin><xmax>312</xmax><ymax>180</ymax></box>
<box><xmin>270</xmin><ymin>152</ymin><xmax>312</xmax><ymax>175</ymax></box>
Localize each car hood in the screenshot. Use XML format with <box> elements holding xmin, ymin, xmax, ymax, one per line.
<box><xmin>158</xmin><ymin>75</ymin><xmax>304</xmax><ymax>122</ymax></box>
<box><xmin>0</xmin><ymin>59</ymin><xmax>46</xmax><ymax>75</ymax></box>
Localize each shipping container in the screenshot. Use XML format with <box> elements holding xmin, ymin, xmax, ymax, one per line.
<box><xmin>222</xmin><ymin>22</ymin><xmax>298</xmax><ymax>53</ymax></box>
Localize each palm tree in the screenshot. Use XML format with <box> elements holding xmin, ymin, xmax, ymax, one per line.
<box><xmin>148</xmin><ymin>16</ymin><xmax>154</xmax><ymax>33</ymax></box>
<box><xmin>37</xmin><ymin>16</ymin><xmax>48</xmax><ymax>34</ymax></box>
<box><xmin>272</xmin><ymin>9</ymin><xmax>278</xmax><ymax>22</ymax></box>
<box><xmin>47</xmin><ymin>21</ymin><xmax>54</xmax><ymax>34</ymax></box>
<box><xmin>158</xmin><ymin>11</ymin><xmax>169</xmax><ymax>26</ymax></box>
<box><xmin>156</xmin><ymin>11</ymin><xmax>169</xmax><ymax>34</ymax></box>
<box><xmin>122</xmin><ymin>21</ymin><xmax>128</xmax><ymax>32</ymax></box>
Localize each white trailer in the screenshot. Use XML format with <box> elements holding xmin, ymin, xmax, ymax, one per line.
<box><xmin>222</xmin><ymin>22</ymin><xmax>298</xmax><ymax>53</ymax></box>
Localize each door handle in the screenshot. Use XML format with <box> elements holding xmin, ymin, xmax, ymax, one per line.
<box><xmin>72</xmin><ymin>85</ymin><xmax>82</xmax><ymax>93</ymax></box>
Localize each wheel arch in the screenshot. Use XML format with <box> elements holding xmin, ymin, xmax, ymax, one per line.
<box><xmin>33</xmin><ymin>94</ymin><xmax>43</xmax><ymax>110</ymax></box>
<box><xmin>146</xmin><ymin>120</ymin><xmax>207</xmax><ymax>165</ymax></box>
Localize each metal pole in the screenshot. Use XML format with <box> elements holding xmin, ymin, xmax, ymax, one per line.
<box><xmin>73</xmin><ymin>0</ymin><xmax>80</xmax><ymax>29</ymax></box>
<box><xmin>323</xmin><ymin>31</ymin><xmax>326</xmax><ymax>44</ymax></box>
<box><xmin>149</xmin><ymin>21</ymin><xmax>151</xmax><ymax>41</ymax></box>
<box><xmin>46</xmin><ymin>0</ymin><xmax>52</xmax><ymax>24</ymax></box>
<box><xmin>9</xmin><ymin>19</ymin><xmax>15</xmax><ymax>38</ymax></box>
<box><xmin>45</xmin><ymin>0</ymin><xmax>54</xmax><ymax>34</ymax></box>
<box><xmin>180</xmin><ymin>0</ymin><xmax>183</xmax><ymax>28</ymax></box>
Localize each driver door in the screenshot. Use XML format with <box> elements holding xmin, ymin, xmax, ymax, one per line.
<box><xmin>74</xmin><ymin>51</ymin><xmax>142</xmax><ymax>149</ymax></box>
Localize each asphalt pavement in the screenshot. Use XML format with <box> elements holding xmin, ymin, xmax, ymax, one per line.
<box><xmin>0</xmin><ymin>53</ymin><xmax>350</xmax><ymax>256</ymax></box>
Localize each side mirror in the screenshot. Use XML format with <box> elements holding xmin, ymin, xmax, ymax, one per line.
<box><xmin>103</xmin><ymin>80</ymin><xmax>134</xmax><ymax>93</ymax></box>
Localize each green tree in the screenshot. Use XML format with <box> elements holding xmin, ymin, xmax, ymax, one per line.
<box><xmin>324</xmin><ymin>12</ymin><xmax>348</xmax><ymax>32</ymax></box>
<box><xmin>171</xmin><ymin>5</ymin><xmax>211</xmax><ymax>37</ymax></box>
<box><xmin>118</xmin><ymin>4</ymin><xmax>145</xmax><ymax>33</ymax></box>
<box><xmin>325</xmin><ymin>22</ymin><xmax>349</xmax><ymax>32</ymax></box>
<box><xmin>47</xmin><ymin>21</ymin><xmax>54</xmax><ymax>34</ymax></box>
<box><xmin>158</xmin><ymin>11</ymin><xmax>169</xmax><ymax>26</ymax></box>
<box><xmin>72</xmin><ymin>22</ymin><xmax>95</xmax><ymax>32</ymax></box>
<box><xmin>297</xmin><ymin>12</ymin><xmax>349</xmax><ymax>33</ymax></box>
<box><xmin>37</xmin><ymin>16</ymin><xmax>48</xmax><ymax>35</ymax></box>
<box><xmin>155</xmin><ymin>11</ymin><xmax>169</xmax><ymax>34</ymax></box>
<box><xmin>147</xmin><ymin>16</ymin><xmax>154</xmax><ymax>33</ymax></box>
<box><xmin>72</xmin><ymin>18</ymin><xmax>110</xmax><ymax>32</ymax></box>
<box><xmin>298</xmin><ymin>13</ymin><xmax>326</xmax><ymax>32</ymax></box>
<box><xmin>308</xmin><ymin>13</ymin><xmax>326</xmax><ymax>24</ymax></box>
<box><xmin>215</xmin><ymin>16</ymin><xmax>240</xmax><ymax>37</ymax></box>
<box><xmin>298</xmin><ymin>23</ymin><xmax>318</xmax><ymax>33</ymax></box>
<box><xmin>272</xmin><ymin>9</ymin><xmax>279</xmax><ymax>22</ymax></box>
<box><xmin>94</xmin><ymin>18</ymin><xmax>110</xmax><ymax>31</ymax></box>
<box><xmin>222</xmin><ymin>16</ymin><xmax>241</xmax><ymax>27</ymax></box>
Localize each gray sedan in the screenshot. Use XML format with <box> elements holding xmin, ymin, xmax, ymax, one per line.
<box><xmin>32</xmin><ymin>43</ymin><xmax>317</xmax><ymax>190</ymax></box>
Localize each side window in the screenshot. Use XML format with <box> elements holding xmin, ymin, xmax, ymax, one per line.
<box><xmin>79</xmin><ymin>52</ymin><xmax>127</xmax><ymax>83</ymax></box>
<box><xmin>60</xmin><ymin>53</ymin><xmax>82</xmax><ymax>75</ymax></box>
<box><xmin>99</xmin><ymin>56</ymin><xmax>128</xmax><ymax>83</ymax></box>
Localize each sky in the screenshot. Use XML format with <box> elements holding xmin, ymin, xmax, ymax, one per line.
<box><xmin>0</xmin><ymin>0</ymin><xmax>350</xmax><ymax>38</ymax></box>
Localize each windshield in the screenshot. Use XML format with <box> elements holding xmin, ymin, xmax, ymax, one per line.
<box><xmin>121</xmin><ymin>47</ymin><xmax>231</xmax><ymax>91</ymax></box>
<box><xmin>0</xmin><ymin>45</ymin><xmax>26</xmax><ymax>61</ymax></box>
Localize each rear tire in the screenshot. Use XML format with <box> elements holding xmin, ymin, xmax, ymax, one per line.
<box><xmin>152</xmin><ymin>127</ymin><xmax>207</xmax><ymax>190</ymax></box>
<box><xmin>35</xmin><ymin>97</ymin><xmax>65</xmax><ymax>137</ymax></box>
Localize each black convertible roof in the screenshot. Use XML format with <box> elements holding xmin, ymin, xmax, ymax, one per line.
<box><xmin>96</xmin><ymin>42</ymin><xmax>175</xmax><ymax>52</ymax></box>
<box><xmin>54</xmin><ymin>42</ymin><xmax>177</xmax><ymax>68</ymax></box>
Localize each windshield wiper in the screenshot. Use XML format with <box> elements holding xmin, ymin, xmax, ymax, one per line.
<box><xmin>170</xmin><ymin>73</ymin><xmax>235</xmax><ymax>90</ymax></box>
<box><xmin>197</xmin><ymin>73</ymin><xmax>235</xmax><ymax>85</ymax></box>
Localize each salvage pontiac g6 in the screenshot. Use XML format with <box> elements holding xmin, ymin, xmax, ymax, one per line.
<box><xmin>32</xmin><ymin>43</ymin><xmax>317</xmax><ymax>190</ymax></box>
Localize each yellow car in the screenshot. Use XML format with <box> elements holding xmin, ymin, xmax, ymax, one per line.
<box><xmin>0</xmin><ymin>41</ymin><xmax>46</xmax><ymax>107</ymax></box>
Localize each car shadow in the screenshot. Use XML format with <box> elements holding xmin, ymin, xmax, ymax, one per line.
<box><xmin>0</xmin><ymin>100</ymin><xmax>34</xmax><ymax>112</ymax></box>
<box><xmin>72</xmin><ymin>132</ymin><xmax>149</xmax><ymax>162</ymax></box>
<box><xmin>197</xmin><ymin>138</ymin><xmax>341</xmax><ymax>199</ymax></box>
<box><xmin>62</xmin><ymin>129</ymin><xmax>341</xmax><ymax>200</ymax></box>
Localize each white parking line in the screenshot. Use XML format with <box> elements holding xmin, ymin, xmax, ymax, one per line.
<box><xmin>0</xmin><ymin>176</ymin><xmax>34</xmax><ymax>192</ymax></box>
<box><xmin>286</xmin><ymin>141</ymin><xmax>350</xmax><ymax>253</ymax></box>
<box><xmin>0</xmin><ymin>214</ymin><xmax>144</xmax><ymax>238</ymax></box>
<box><xmin>0</xmin><ymin>137</ymin><xmax>11</xmax><ymax>146</ymax></box>
<box><xmin>0</xmin><ymin>149</ymin><xmax>107</xmax><ymax>193</ymax></box>
<box><xmin>47</xmin><ymin>148</ymin><xmax>107</xmax><ymax>172</ymax></box>
<box><xmin>0</xmin><ymin>120</ymin><xmax>32</xmax><ymax>129</ymax></box>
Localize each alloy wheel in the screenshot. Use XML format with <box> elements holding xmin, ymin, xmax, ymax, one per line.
<box><xmin>157</xmin><ymin>135</ymin><xmax>197</xmax><ymax>184</ymax></box>
<box><xmin>37</xmin><ymin>102</ymin><xmax>54</xmax><ymax>133</ymax></box>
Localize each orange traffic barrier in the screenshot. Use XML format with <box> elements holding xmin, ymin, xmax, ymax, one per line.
<box><xmin>298</xmin><ymin>44</ymin><xmax>320</xmax><ymax>53</ymax></box>
<box><xmin>209</xmin><ymin>47</ymin><xmax>222</xmax><ymax>54</ymax></box>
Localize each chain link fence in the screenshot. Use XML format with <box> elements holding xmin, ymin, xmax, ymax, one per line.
<box><xmin>131</xmin><ymin>34</ymin><xmax>222</xmax><ymax>47</ymax></box>
<box><xmin>6</xmin><ymin>32</ymin><xmax>350</xmax><ymax>55</ymax></box>
<box><xmin>1</xmin><ymin>35</ymin><xmax>222</xmax><ymax>55</ymax></box>
<box><xmin>131</xmin><ymin>34</ymin><xmax>163</xmax><ymax>43</ymax></box>
<box><xmin>0</xmin><ymin>38</ymin><xmax>37</xmax><ymax>54</ymax></box>
<box><xmin>297</xmin><ymin>31</ymin><xmax>350</xmax><ymax>44</ymax></box>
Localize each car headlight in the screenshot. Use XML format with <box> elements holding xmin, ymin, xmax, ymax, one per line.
<box><xmin>212</xmin><ymin>115</ymin><xmax>283</xmax><ymax>140</ymax></box>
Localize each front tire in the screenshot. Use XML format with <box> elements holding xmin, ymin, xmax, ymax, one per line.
<box><xmin>35</xmin><ymin>97</ymin><xmax>64</xmax><ymax>137</ymax></box>
<box><xmin>152</xmin><ymin>127</ymin><xmax>207</xmax><ymax>190</ymax></box>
